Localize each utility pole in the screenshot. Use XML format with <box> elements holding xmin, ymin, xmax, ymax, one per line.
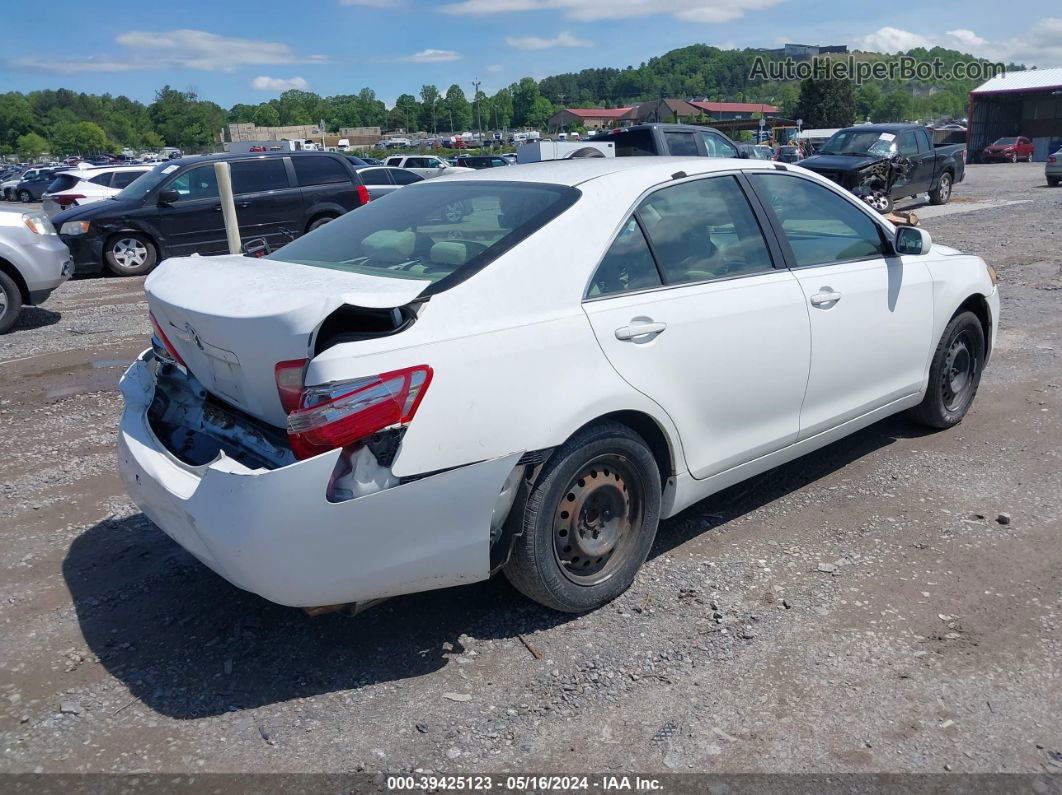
<box><xmin>472</xmin><ymin>78</ymin><xmax>482</xmax><ymax>142</ymax></box>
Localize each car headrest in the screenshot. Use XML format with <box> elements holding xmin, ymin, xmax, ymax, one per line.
<box><xmin>361</xmin><ymin>230</ymin><xmax>416</xmax><ymax>263</ymax></box>
<box><xmin>430</xmin><ymin>241</ymin><xmax>475</xmax><ymax>267</ymax></box>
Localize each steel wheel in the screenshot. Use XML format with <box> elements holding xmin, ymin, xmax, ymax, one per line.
<box><xmin>111</xmin><ymin>237</ymin><xmax>149</xmax><ymax>270</ymax></box>
<box><xmin>936</xmin><ymin>174</ymin><xmax>950</xmax><ymax>202</ymax></box>
<box><xmin>443</xmin><ymin>201</ymin><xmax>465</xmax><ymax>223</ymax></box>
<box><xmin>18</xmin><ymin>190</ymin><xmax>32</xmax><ymax>203</ymax></box>
<box><xmin>864</xmin><ymin>192</ymin><xmax>891</xmax><ymax>213</ymax></box>
<box><xmin>941</xmin><ymin>331</ymin><xmax>977</xmax><ymax>413</ymax></box>
<box><xmin>552</xmin><ymin>454</ymin><xmax>644</xmax><ymax>586</ymax></box>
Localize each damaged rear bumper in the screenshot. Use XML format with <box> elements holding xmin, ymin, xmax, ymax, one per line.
<box><xmin>117</xmin><ymin>351</ymin><xmax>521</xmax><ymax>607</ymax></box>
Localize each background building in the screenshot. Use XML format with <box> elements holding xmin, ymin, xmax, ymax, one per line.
<box><xmin>968</xmin><ymin>67</ymin><xmax>1062</xmax><ymax>161</ymax></box>
<box><xmin>547</xmin><ymin>107</ymin><xmax>635</xmax><ymax>130</ymax></box>
<box><xmin>688</xmin><ymin>101</ymin><xmax>780</xmax><ymax>121</ymax></box>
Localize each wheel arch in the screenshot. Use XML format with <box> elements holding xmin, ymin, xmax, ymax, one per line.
<box><xmin>570</xmin><ymin>409</ymin><xmax>677</xmax><ymax>489</ymax></box>
<box><xmin>0</xmin><ymin>256</ymin><xmax>30</xmax><ymax>304</ymax></box>
<box><xmin>955</xmin><ymin>293</ymin><xmax>992</xmax><ymax>359</ymax></box>
<box><xmin>305</xmin><ymin>211</ymin><xmax>338</xmax><ymax>233</ymax></box>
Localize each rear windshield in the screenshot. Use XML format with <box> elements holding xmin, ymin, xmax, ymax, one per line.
<box><xmin>593</xmin><ymin>128</ymin><xmax>657</xmax><ymax>156</ymax></box>
<box><xmin>115</xmin><ymin>162</ymin><xmax>182</xmax><ymax>201</ymax></box>
<box><xmin>48</xmin><ymin>174</ymin><xmax>82</xmax><ymax>193</ymax></box>
<box><xmin>265</xmin><ymin>181</ymin><xmax>580</xmax><ymax>295</ymax></box>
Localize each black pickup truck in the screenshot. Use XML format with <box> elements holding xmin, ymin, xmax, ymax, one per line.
<box><xmin>589</xmin><ymin>123</ymin><xmax>750</xmax><ymax>159</ymax></box>
<box><xmin>799</xmin><ymin>124</ymin><xmax>965</xmax><ymax>213</ymax></box>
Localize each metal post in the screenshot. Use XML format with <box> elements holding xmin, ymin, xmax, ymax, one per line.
<box><xmin>214</xmin><ymin>160</ymin><xmax>241</xmax><ymax>255</ymax></box>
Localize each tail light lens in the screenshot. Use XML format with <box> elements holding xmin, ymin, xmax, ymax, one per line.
<box><xmin>274</xmin><ymin>359</ymin><xmax>308</xmax><ymax>413</ymax></box>
<box><xmin>356</xmin><ymin>184</ymin><xmax>370</xmax><ymax>205</ymax></box>
<box><xmin>149</xmin><ymin>311</ymin><xmax>186</xmax><ymax>367</ymax></box>
<box><xmin>53</xmin><ymin>194</ymin><xmax>84</xmax><ymax>208</ymax></box>
<box><xmin>1050</xmin><ymin>156</ymin><xmax>1057</xmax><ymax>164</ymax></box>
<box><xmin>283</xmin><ymin>365</ymin><xmax>432</xmax><ymax>459</ymax></box>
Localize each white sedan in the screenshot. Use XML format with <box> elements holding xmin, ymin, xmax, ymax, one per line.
<box><xmin>118</xmin><ymin>157</ymin><xmax>999</xmax><ymax>613</ymax></box>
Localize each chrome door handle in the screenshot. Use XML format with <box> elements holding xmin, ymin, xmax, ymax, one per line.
<box><xmin>615</xmin><ymin>321</ymin><xmax>667</xmax><ymax>341</ymax></box>
<box><xmin>809</xmin><ymin>290</ymin><xmax>842</xmax><ymax>306</ymax></box>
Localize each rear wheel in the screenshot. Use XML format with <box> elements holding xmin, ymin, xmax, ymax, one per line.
<box><xmin>104</xmin><ymin>233</ymin><xmax>157</xmax><ymax>276</ymax></box>
<box><xmin>0</xmin><ymin>270</ymin><xmax>22</xmax><ymax>334</ymax></box>
<box><xmin>1009</xmin><ymin>152</ymin><xmax>1018</xmax><ymax>163</ymax></box>
<box><xmin>307</xmin><ymin>214</ymin><xmax>335</xmax><ymax>232</ymax></box>
<box><xmin>504</xmin><ymin>421</ymin><xmax>661</xmax><ymax>613</ymax></box>
<box><xmin>929</xmin><ymin>172</ymin><xmax>952</xmax><ymax>205</ymax></box>
<box><xmin>17</xmin><ymin>189</ymin><xmax>32</xmax><ymax>203</ymax></box>
<box><xmin>908</xmin><ymin>311</ymin><xmax>985</xmax><ymax>429</ymax></box>
<box><xmin>1048</xmin><ymin>177</ymin><xmax>1060</xmax><ymax>187</ymax></box>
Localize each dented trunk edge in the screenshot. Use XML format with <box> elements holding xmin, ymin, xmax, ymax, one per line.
<box><xmin>117</xmin><ymin>351</ymin><xmax>524</xmax><ymax>608</ymax></box>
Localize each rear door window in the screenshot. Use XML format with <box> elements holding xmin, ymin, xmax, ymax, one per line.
<box><xmin>230</xmin><ymin>159</ymin><xmax>290</xmax><ymax>193</ymax></box>
<box><xmin>111</xmin><ymin>171</ymin><xmax>144</xmax><ymax>189</ymax></box>
<box><xmin>389</xmin><ymin>168</ymin><xmax>422</xmax><ymax>185</ymax></box>
<box><xmin>587</xmin><ymin>218</ymin><xmax>662</xmax><ymax>297</ymax></box>
<box><xmin>292</xmin><ymin>156</ymin><xmax>351</xmax><ymax>187</ymax></box>
<box><xmin>665</xmin><ymin>131</ymin><xmax>699</xmax><ymax>156</ymax></box>
<box><xmin>701</xmin><ymin>132</ymin><xmax>738</xmax><ymax>158</ymax></box>
<box><xmin>637</xmin><ymin>175</ymin><xmax>773</xmax><ymax>284</ymax></box>
<box><xmin>360</xmin><ymin>168</ymin><xmax>392</xmax><ymax>185</ymax></box>
<box><xmin>89</xmin><ymin>172</ymin><xmax>113</xmax><ymax>187</ymax></box>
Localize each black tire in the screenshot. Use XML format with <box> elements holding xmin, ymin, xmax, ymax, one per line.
<box><xmin>928</xmin><ymin>172</ymin><xmax>952</xmax><ymax>205</ymax></box>
<box><xmin>104</xmin><ymin>232</ymin><xmax>157</xmax><ymax>276</ymax></box>
<box><xmin>908</xmin><ymin>311</ymin><xmax>985</xmax><ymax>429</ymax></box>
<box><xmin>0</xmin><ymin>270</ymin><xmax>22</xmax><ymax>334</ymax></box>
<box><xmin>17</xmin><ymin>189</ymin><xmax>32</xmax><ymax>203</ymax></box>
<box><xmin>1048</xmin><ymin>177</ymin><xmax>1060</xmax><ymax>187</ymax></box>
<box><xmin>504</xmin><ymin>421</ymin><xmax>662</xmax><ymax>613</ymax></box>
<box><xmin>1009</xmin><ymin>152</ymin><xmax>1018</xmax><ymax>163</ymax></box>
<box><xmin>307</xmin><ymin>215</ymin><xmax>335</xmax><ymax>232</ymax></box>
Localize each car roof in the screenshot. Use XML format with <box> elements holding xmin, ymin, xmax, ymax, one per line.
<box><xmin>843</xmin><ymin>123</ymin><xmax>923</xmax><ymax>133</ymax></box>
<box><xmin>435</xmin><ymin>156</ymin><xmax>779</xmax><ymax>188</ymax></box>
<box><xmin>167</xmin><ymin>151</ymin><xmax>345</xmax><ymax>167</ymax></box>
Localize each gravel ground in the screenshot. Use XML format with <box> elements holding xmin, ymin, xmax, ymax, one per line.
<box><xmin>0</xmin><ymin>164</ymin><xmax>1060</xmax><ymax>775</ymax></box>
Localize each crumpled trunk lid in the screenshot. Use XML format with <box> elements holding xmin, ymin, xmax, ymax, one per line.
<box><xmin>145</xmin><ymin>254</ymin><xmax>430</xmax><ymax>427</ymax></box>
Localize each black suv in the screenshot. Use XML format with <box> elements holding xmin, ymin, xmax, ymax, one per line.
<box><xmin>589</xmin><ymin>123</ymin><xmax>748</xmax><ymax>159</ymax></box>
<box><xmin>55</xmin><ymin>151</ymin><xmax>368</xmax><ymax>276</ymax></box>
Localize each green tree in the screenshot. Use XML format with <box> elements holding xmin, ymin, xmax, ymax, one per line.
<box><xmin>419</xmin><ymin>85</ymin><xmax>440</xmax><ymax>133</ymax></box>
<box><xmin>15</xmin><ymin>132</ymin><xmax>49</xmax><ymax>160</ymax></box>
<box><xmin>873</xmin><ymin>91</ymin><xmax>913</xmax><ymax>123</ymax></box>
<box><xmin>794</xmin><ymin>76</ymin><xmax>855</xmax><ymax>129</ymax></box>
<box><xmin>253</xmin><ymin>103</ymin><xmax>281</xmax><ymax>128</ymax></box>
<box><xmin>0</xmin><ymin>92</ymin><xmax>37</xmax><ymax>150</ymax></box>
<box><xmin>148</xmin><ymin>86</ymin><xmax>225</xmax><ymax>152</ymax></box>
<box><xmin>49</xmin><ymin>121</ymin><xmax>111</xmax><ymax>155</ymax></box>
<box><xmin>442</xmin><ymin>84</ymin><xmax>472</xmax><ymax>132</ymax></box>
<box><xmin>140</xmin><ymin>130</ymin><xmax>165</xmax><ymax>151</ymax></box>
<box><xmin>855</xmin><ymin>83</ymin><xmax>882</xmax><ymax>122</ymax></box>
<box><xmin>491</xmin><ymin>88</ymin><xmax>514</xmax><ymax>130</ymax></box>
<box><xmin>511</xmin><ymin>77</ymin><xmax>544</xmax><ymax>128</ymax></box>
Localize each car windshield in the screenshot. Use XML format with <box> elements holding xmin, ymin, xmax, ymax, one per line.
<box><xmin>114</xmin><ymin>162</ymin><xmax>183</xmax><ymax>201</ymax></box>
<box><xmin>993</xmin><ymin>138</ymin><xmax>1018</xmax><ymax>145</ymax></box>
<box><xmin>819</xmin><ymin>130</ymin><xmax>897</xmax><ymax>157</ymax></box>
<box><xmin>265</xmin><ymin>181</ymin><xmax>580</xmax><ymax>294</ymax></box>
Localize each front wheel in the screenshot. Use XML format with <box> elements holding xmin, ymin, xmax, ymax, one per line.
<box><xmin>929</xmin><ymin>172</ymin><xmax>952</xmax><ymax>205</ymax></box>
<box><xmin>908</xmin><ymin>311</ymin><xmax>985</xmax><ymax>429</ymax></box>
<box><xmin>1009</xmin><ymin>152</ymin><xmax>1018</xmax><ymax>163</ymax></box>
<box><xmin>104</xmin><ymin>233</ymin><xmax>157</xmax><ymax>276</ymax></box>
<box><xmin>1048</xmin><ymin>176</ymin><xmax>1060</xmax><ymax>187</ymax></box>
<box><xmin>17</xmin><ymin>189</ymin><xmax>32</xmax><ymax>203</ymax></box>
<box><xmin>863</xmin><ymin>191</ymin><xmax>893</xmax><ymax>214</ymax></box>
<box><xmin>504</xmin><ymin>421</ymin><xmax>662</xmax><ymax>613</ymax></box>
<box><xmin>0</xmin><ymin>270</ymin><xmax>22</xmax><ymax>334</ymax></box>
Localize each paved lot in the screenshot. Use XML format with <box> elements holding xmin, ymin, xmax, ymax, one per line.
<box><xmin>1</xmin><ymin>163</ymin><xmax>1060</xmax><ymax>774</ymax></box>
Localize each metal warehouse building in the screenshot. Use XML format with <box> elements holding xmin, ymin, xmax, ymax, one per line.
<box><xmin>969</xmin><ymin>67</ymin><xmax>1062</xmax><ymax>161</ymax></box>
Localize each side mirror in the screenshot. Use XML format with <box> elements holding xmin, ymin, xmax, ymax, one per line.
<box><xmin>157</xmin><ymin>188</ymin><xmax>180</xmax><ymax>206</ymax></box>
<box><xmin>895</xmin><ymin>226</ymin><xmax>932</xmax><ymax>256</ymax></box>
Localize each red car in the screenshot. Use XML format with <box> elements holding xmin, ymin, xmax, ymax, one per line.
<box><xmin>982</xmin><ymin>136</ymin><xmax>1034</xmax><ymax>163</ymax></box>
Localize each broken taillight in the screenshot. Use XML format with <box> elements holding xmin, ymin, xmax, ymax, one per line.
<box><xmin>275</xmin><ymin>359</ymin><xmax>308</xmax><ymax>414</ymax></box>
<box><xmin>149</xmin><ymin>311</ymin><xmax>186</xmax><ymax>367</ymax></box>
<box><xmin>283</xmin><ymin>365</ymin><xmax>432</xmax><ymax>459</ymax></box>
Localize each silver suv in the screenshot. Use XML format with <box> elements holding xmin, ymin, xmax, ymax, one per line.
<box><xmin>0</xmin><ymin>210</ymin><xmax>73</xmax><ymax>333</ymax></box>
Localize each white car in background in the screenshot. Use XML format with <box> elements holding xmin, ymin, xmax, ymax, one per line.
<box><xmin>383</xmin><ymin>154</ymin><xmax>472</xmax><ymax>179</ymax></box>
<box><xmin>41</xmin><ymin>165</ymin><xmax>152</xmax><ymax>217</ymax></box>
<box><xmin>119</xmin><ymin>157</ymin><xmax>998</xmax><ymax>615</ymax></box>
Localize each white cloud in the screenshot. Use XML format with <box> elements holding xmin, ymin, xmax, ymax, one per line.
<box><xmin>12</xmin><ymin>28</ymin><xmax>325</xmax><ymax>73</ymax></box>
<box><xmin>441</xmin><ymin>0</ymin><xmax>781</xmax><ymax>23</ymax></box>
<box><xmin>505</xmin><ymin>31</ymin><xmax>593</xmax><ymax>50</ymax></box>
<box><xmin>251</xmin><ymin>75</ymin><xmax>310</xmax><ymax>92</ymax></box>
<box><xmin>402</xmin><ymin>48</ymin><xmax>463</xmax><ymax>63</ymax></box>
<box><xmin>857</xmin><ymin>19</ymin><xmax>1062</xmax><ymax>65</ymax></box>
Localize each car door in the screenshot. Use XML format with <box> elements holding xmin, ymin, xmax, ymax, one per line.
<box><xmin>228</xmin><ymin>158</ymin><xmax>298</xmax><ymax>248</ymax></box>
<box><xmin>155</xmin><ymin>164</ymin><xmax>228</xmax><ymax>256</ymax></box>
<box><xmin>746</xmin><ymin>172</ymin><xmax>934</xmax><ymax>438</ymax></box>
<box><xmin>388</xmin><ymin>167</ymin><xmax>423</xmax><ymax>189</ymax></box>
<box><xmin>895</xmin><ymin>129</ymin><xmax>933</xmax><ymax>195</ymax></box>
<box><xmin>582</xmin><ymin>174</ymin><xmax>812</xmax><ymax>480</ymax></box>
